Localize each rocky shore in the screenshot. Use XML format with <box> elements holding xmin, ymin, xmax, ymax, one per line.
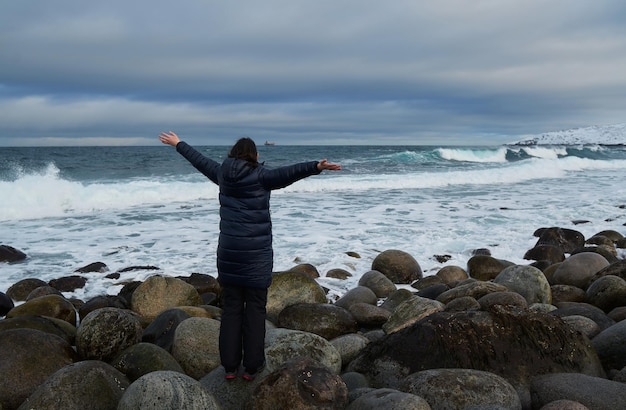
<box><xmin>1</xmin><ymin>225</ymin><xmax>626</xmax><ymax>410</ymax></box>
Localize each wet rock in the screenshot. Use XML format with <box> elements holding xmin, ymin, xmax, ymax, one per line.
<box><xmin>199</xmin><ymin>366</ymin><xmax>259</xmax><ymax>409</ymax></box>
<box><xmin>533</xmin><ymin>227</ymin><xmax>585</xmax><ymax>253</ymax></box>
<box><xmin>6</xmin><ymin>278</ymin><xmax>47</xmax><ymax>301</ymax></box>
<box><xmin>436</xmin><ymin>265</ymin><xmax>469</xmax><ymax>283</ymax></box>
<box><xmin>131</xmin><ymin>275</ymin><xmax>202</xmax><ymax>325</ymax></box>
<box><xmin>329</xmin><ymin>333</ymin><xmax>369</xmax><ymax>366</ymax></box>
<box><xmin>539</xmin><ymin>399</ymin><xmax>590</xmax><ymax>410</ymax></box>
<box><xmin>551</xmin><ymin>284</ymin><xmax>586</xmax><ymax>304</ymax></box>
<box><xmin>76</xmin><ymin>307</ymin><xmax>143</xmax><ymax>362</ymax></box>
<box><xmin>416</xmin><ymin>283</ymin><xmax>449</xmax><ymax>300</ymax></box>
<box><xmin>382</xmin><ymin>295</ymin><xmax>444</xmax><ymax>334</ymax></box>
<box><xmin>0</xmin><ymin>329</ymin><xmax>78</xmax><ymax>410</ymax></box>
<box><xmin>478</xmin><ymin>291</ymin><xmax>528</xmax><ymax>311</ymax></box>
<box><xmin>267</xmin><ymin>271</ymin><xmax>327</xmax><ymax>322</ymax></box>
<box><xmin>177</xmin><ymin>272</ymin><xmax>221</xmax><ymax>295</ymax></box>
<box><xmin>410</xmin><ymin>275</ymin><xmax>443</xmax><ymax>291</ymax></box>
<box><xmin>493</xmin><ymin>264</ymin><xmax>552</xmax><ymax>305</ymax></box>
<box><xmin>467</xmin><ymin>255</ymin><xmax>513</xmax><ymax>281</ymax></box>
<box><xmin>251</xmin><ymin>357</ymin><xmax>348</xmax><ymax>410</ymax></box>
<box><xmin>17</xmin><ymin>360</ymin><xmax>129</xmax><ymax>410</ymax></box>
<box><xmin>78</xmin><ymin>295</ymin><xmax>129</xmax><ymax>321</ymax></box>
<box><xmin>552</xmin><ymin>252</ymin><xmax>610</xmax><ymax>290</ymax></box>
<box><xmin>371</xmin><ymin>249</ymin><xmax>422</xmax><ymax>284</ymax></box>
<box><xmin>171</xmin><ymin>317</ymin><xmax>221</xmax><ymax>379</ymax></box>
<box><xmin>278</xmin><ymin>303</ymin><xmax>357</xmax><ymax>340</ymax></box>
<box><xmin>348</xmin><ymin>310</ymin><xmax>605</xmax><ymax>394</ymax></box>
<box><xmin>0</xmin><ymin>245</ymin><xmax>27</xmax><ymax>263</ymax></box>
<box><xmin>265</xmin><ymin>328</ymin><xmax>342</xmax><ymax>374</ymax></box>
<box><xmin>591</xmin><ymin>259</ymin><xmax>626</xmax><ymax>281</ymax></box>
<box><xmin>325</xmin><ymin>268</ymin><xmax>352</xmax><ymax>280</ymax></box>
<box><xmin>0</xmin><ymin>315</ymin><xmax>75</xmax><ymax>344</ymax></box>
<box><xmin>348</xmin><ymin>302</ymin><xmax>391</xmax><ymax>327</ymax></box>
<box><xmin>531</xmin><ymin>373</ymin><xmax>626</xmax><ymax>410</ymax></box>
<box><xmin>585</xmin><ymin>275</ymin><xmax>626</xmax><ymax>313</ymax></box>
<box><xmin>380</xmin><ymin>289</ymin><xmax>415</xmax><ymax>312</ymax></box>
<box><xmin>561</xmin><ymin>315</ymin><xmax>601</xmax><ymax>339</ymax></box>
<box><xmin>591</xmin><ymin>318</ymin><xmax>626</xmax><ymax>372</ymax></box>
<box><xmin>444</xmin><ymin>295</ymin><xmax>481</xmax><ymax>312</ymax></box>
<box><xmin>0</xmin><ymin>291</ymin><xmax>14</xmax><ymax>316</ymax></box>
<box><xmin>436</xmin><ymin>281</ymin><xmax>508</xmax><ymax>305</ymax></box>
<box><xmin>6</xmin><ymin>294</ymin><xmax>77</xmax><ymax>326</ymax></box>
<box><xmin>48</xmin><ymin>275</ymin><xmax>87</xmax><ymax>292</ymax></box>
<box><xmin>346</xmin><ymin>388</ymin><xmax>430</xmax><ymax>410</ymax></box>
<box><xmin>75</xmin><ymin>261</ymin><xmax>108</xmax><ymax>273</ymax></box>
<box><xmin>401</xmin><ymin>368</ymin><xmax>521</xmax><ymax>410</ymax></box>
<box><xmin>25</xmin><ymin>285</ymin><xmax>63</xmax><ymax>300</ymax></box>
<box><xmin>340</xmin><ymin>372</ymin><xmax>369</xmax><ymax>392</ymax></box>
<box><xmin>142</xmin><ymin>308</ymin><xmax>192</xmax><ymax>352</ymax></box>
<box><xmin>288</xmin><ymin>263</ymin><xmax>320</xmax><ymax>278</ymax></box>
<box><xmin>118</xmin><ymin>370</ymin><xmax>220</xmax><ymax>409</ymax></box>
<box><xmin>550</xmin><ymin>302</ymin><xmax>615</xmax><ymax>331</ymax></box>
<box><xmin>524</xmin><ymin>244</ymin><xmax>565</xmax><ymax>265</ymax></box>
<box><xmin>358</xmin><ymin>270</ymin><xmax>397</xmax><ymax>298</ymax></box>
<box><xmin>571</xmin><ymin>246</ymin><xmax>618</xmax><ymax>264</ymax></box>
<box><xmin>608</xmin><ymin>306</ymin><xmax>626</xmax><ymax>322</ymax></box>
<box><xmin>112</xmin><ymin>342</ymin><xmax>184</xmax><ymax>382</ymax></box>
<box><xmin>334</xmin><ymin>286</ymin><xmax>378</xmax><ymax>310</ymax></box>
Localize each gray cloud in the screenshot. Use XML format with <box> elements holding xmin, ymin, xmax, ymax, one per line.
<box><xmin>1</xmin><ymin>1</ymin><xmax>625</xmax><ymax>146</ymax></box>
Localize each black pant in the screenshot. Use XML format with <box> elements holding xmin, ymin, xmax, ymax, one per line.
<box><xmin>219</xmin><ymin>283</ymin><xmax>267</xmax><ymax>372</ymax></box>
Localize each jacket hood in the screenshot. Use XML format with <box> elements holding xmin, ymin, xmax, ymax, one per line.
<box><xmin>221</xmin><ymin>157</ymin><xmax>256</xmax><ymax>182</ymax></box>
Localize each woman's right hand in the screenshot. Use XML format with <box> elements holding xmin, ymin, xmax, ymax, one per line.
<box><xmin>159</xmin><ymin>131</ymin><xmax>180</xmax><ymax>146</ymax></box>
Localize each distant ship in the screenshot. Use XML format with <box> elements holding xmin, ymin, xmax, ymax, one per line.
<box><xmin>264</xmin><ymin>140</ymin><xmax>276</xmax><ymax>146</ymax></box>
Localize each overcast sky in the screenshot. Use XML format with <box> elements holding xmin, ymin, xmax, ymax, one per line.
<box><xmin>1</xmin><ymin>1</ymin><xmax>625</xmax><ymax>146</ymax></box>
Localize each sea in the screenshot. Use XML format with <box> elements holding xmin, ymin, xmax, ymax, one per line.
<box><xmin>1</xmin><ymin>143</ymin><xmax>626</xmax><ymax>302</ymax></box>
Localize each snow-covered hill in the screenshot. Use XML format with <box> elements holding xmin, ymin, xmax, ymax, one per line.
<box><xmin>511</xmin><ymin>123</ymin><xmax>626</xmax><ymax>145</ymax></box>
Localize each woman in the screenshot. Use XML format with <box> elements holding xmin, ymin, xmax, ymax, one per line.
<box><xmin>159</xmin><ymin>131</ymin><xmax>341</xmax><ymax>380</ymax></box>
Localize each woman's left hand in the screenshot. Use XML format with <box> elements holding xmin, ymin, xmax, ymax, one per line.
<box><xmin>317</xmin><ymin>159</ymin><xmax>341</xmax><ymax>171</ymax></box>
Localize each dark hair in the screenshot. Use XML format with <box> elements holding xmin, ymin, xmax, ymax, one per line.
<box><xmin>228</xmin><ymin>137</ymin><xmax>258</xmax><ymax>166</ymax></box>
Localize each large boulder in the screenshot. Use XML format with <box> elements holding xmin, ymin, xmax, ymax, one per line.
<box><xmin>0</xmin><ymin>329</ymin><xmax>78</xmax><ymax>410</ymax></box>
<box><xmin>171</xmin><ymin>317</ymin><xmax>221</xmax><ymax>379</ymax></box>
<box><xmin>329</xmin><ymin>333</ymin><xmax>369</xmax><ymax>366</ymax></box>
<box><xmin>48</xmin><ymin>275</ymin><xmax>87</xmax><ymax>292</ymax></box>
<box><xmin>401</xmin><ymin>368</ymin><xmax>521</xmax><ymax>410</ymax></box>
<box><xmin>78</xmin><ymin>295</ymin><xmax>129</xmax><ymax>321</ymax></box>
<box><xmin>17</xmin><ymin>361</ymin><xmax>129</xmax><ymax>410</ymax></box>
<box><xmin>371</xmin><ymin>250</ymin><xmax>422</xmax><ymax>284</ymax></box>
<box><xmin>530</xmin><ymin>373</ymin><xmax>626</xmax><ymax>410</ymax></box>
<box><xmin>112</xmin><ymin>342</ymin><xmax>184</xmax><ymax>382</ymax></box>
<box><xmin>0</xmin><ymin>245</ymin><xmax>26</xmax><ymax>263</ymax></box>
<box><xmin>585</xmin><ymin>275</ymin><xmax>626</xmax><ymax>313</ymax></box>
<box><xmin>549</xmin><ymin>302</ymin><xmax>615</xmax><ymax>331</ymax></box>
<box><xmin>467</xmin><ymin>255</ymin><xmax>513</xmax><ymax>281</ymax></box>
<box><xmin>131</xmin><ymin>276</ymin><xmax>202</xmax><ymax>325</ymax></box>
<box><xmin>552</xmin><ymin>252</ymin><xmax>610</xmax><ymax>290</ymax></box>
<box><xmin>0</xmin><ymin>291</ymin><xmax>14</xmax><ymax>316</ymax></box>
<box><xmin>76</xmin><ymin>307</ymin><xmax>143</xmax><ymax>362</ymax></box>
<box><xmin>251</xmin><ymin>357</ymin><xmax>348</xmax><ymax>410</ymax></box>
<box><xmin>334</xmin><ymin>286</ymin><xmax>378</xmax><ymax>310</ymax></box>
<box><xmin>348</xmin><ymin>303</ymin><xmax>391</xmax><ymax>327</ymax></box>
<box><xmin>358</xmin><ymin>270</ymin><xmax>397</xmax><ymax>298</ymax></box>
<box><xmin>436</xmin><ymin>265</ymin><xmax>468</xmax><ymax>284</ymax></box>
<box><xmin>278</xmin><ymin>303</ymin><xmax>358</xmax><ymax>340</ymax></box>
<box><xmin>348</xmin><ymin>310</ymin><xmax>605</xmax><ymax>397</ymax></box>
<box><xmin>6</xmin><ymin>294</ymin><xmax>77</xmax><ymax>326</ymax></box>
<box><xmin>523</xmin><ymin>244</ymin><xmax>565</xmax><ymax>265</ymax></box>
<box><xmin>591</xmin><ymin>318</ymin><xmax>626</xmax><ymax>373</ymax></box>
<box><xmin>533</xmin><ymin>227</ymin><xmax>585</xmax><ymax>253</ymax></box>
<box><xmin>199</xmin><ymin>366</ymin><xmax>261</xmax><ymax>409</ymax></box>
<box><xmin>118</xmin><ymin>370</ymin><xmax>220</xmax><ymax>410</ymax></box>
<box><xmin>6</xmin><ymin>278</ymin><xmax>48</xmax><ymax>301</ymax></box>
<box><xmin>0</xmin><ymin>315</ymin><xmax>75</xmax><ymax>344</ymax></box>
<box><xmin>493</xmin><ymin>264</ymin><xmax>552</xmax><ymax>305</ymax></box>
<box><xmin>267</xmin><ymin>271</ymin><xmax>327</xmax><ymax>322</ymax></box>
<box><xmin>346</xmin><ymin>388</ymin><xmax>430</xmax><ymax>410</ymax></box>
<box><xmin>265</xmin><ymin>328</ymin><xmax>342</xmax><ymax>374</ymax></box>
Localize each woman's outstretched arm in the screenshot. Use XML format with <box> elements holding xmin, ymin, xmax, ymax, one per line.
<box><xmin>159</xmin><ymin>131</ymin><xmax>220</xmax><ymax>184</ymax></box>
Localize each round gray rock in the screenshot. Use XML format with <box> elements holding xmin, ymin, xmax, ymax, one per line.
<box><xmin>531</xmin><ymin>372</ymin><xmax>626</xmax><ymax>410</ymax></box>
<box><xmin>358</xmin><ymin>270</ymin><xmax>397</xmax><ymax>298</ymax></box>
<box><xmin>330</xmin><ymin>333</ymin><xmax>369</xmax><ymax>365</ymax></box>
<box><xmin>76</xmin><ymin>307</ymin><xmax>143</xmax><ymax>362</ymax></box>
<box><xmin>334</xmin><ymin>286</ymin><xmax>378</xmax><ymax>310</ymax></box>
<box><xmin>118</xmin><ymin>370</ymin><xmax>220</xmax><ymax>409</ymax></box>
<box><xmin>372</xmin><ymin>250</ymin><xmax>422</xmax><ymax>284</ymax></box>
<box><xmin>401</xmin><ymin>368</ymin><xmax>521</xmax><ymax>410</ymax></box>
<box><xmin>265</xmin><ymin>328</ymin><xmax>342</xmax><ymax>374</ymax></box>
<box><xmin>591</xmin><ymin>318</ymin><xmax>626</xmax><ymax>372</ymax></box>
<box><xmin>171</xmin><ymin>317</ymin><xmax>221</xmax><ymax>379</ymax></box>
<box><xmin>278</xmin><ymin>303</ymin><xmax>358</xmax><ymax>340</ymax></box>
<box><xmin>112</xmin><ymin>342</ymin><xmax>184</xmax><ymax>382</ymax></box>
<box><xmin>585</xmin><ymin>275</ymin><xmax>626</xmax><ymax>313</ymax></box>
<box><xmin>346</xmin><ymin>388</ymin><xmax>431</xmax><ymax>410</ymax></box>
<box><xmin>131</xmin><ymin>275</ymin><xmax>202</xmax><ymax>325</ymax></box>
<box><xmin>493</xmin><ymin>264</ymin><xmax>552</xmax><ymax>305</ymax></box>
<box><xmin>552</xmin><ymin>252</ymin><xmax>610</xmax><ymax>290</ymax></box>
<box><xmin>267</xmin><ymin>271</ymin><xmax>327</xmax><ymax>322</ymax></box>
<box><xmin>17</xmin><ymin>360</ymin><xmax>129</xmax><ymax>410</ymax></box>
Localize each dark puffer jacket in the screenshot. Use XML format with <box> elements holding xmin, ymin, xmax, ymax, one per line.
<box><xmin>176</xmin><ymin>141</ymin><xmax>321</xmax><ymax>288</ymax></box>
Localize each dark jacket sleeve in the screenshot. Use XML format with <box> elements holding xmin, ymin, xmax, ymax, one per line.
<box><xmin>258</xmin><ymin>161</ymin><xmax>321</xmax><ymax>190</ymax></box>
<box><xmin>176</xmin><ymin>141</ymin><xmax>220</xmax><ymax>184</ymax></box>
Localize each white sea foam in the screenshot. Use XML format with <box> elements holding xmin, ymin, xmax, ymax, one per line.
<box><xmin>436</xmin><ymin>147</ymin><xmax>508</xmax><ymax>163</ymax></box>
